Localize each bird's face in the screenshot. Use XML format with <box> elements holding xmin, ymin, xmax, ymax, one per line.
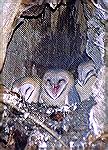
<box><xmin>43</xmin><ymin>70</ymin><xmax>74</xmax><ymax>100</ymax></box>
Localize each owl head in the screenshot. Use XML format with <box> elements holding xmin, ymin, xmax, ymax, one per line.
<box><xmin>42</xmin><ymin>69</ymin><xmax>74</xmax><ymax>100</ymax></box>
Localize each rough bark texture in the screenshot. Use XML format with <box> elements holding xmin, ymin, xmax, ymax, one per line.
<box><xmin>105</xmin><ymin>13</ymin><xmax>108</xmax><ymax>130</ymax></box>
<box><xmin>0</xmin><ymin>1</ymin><xmax>108</xmax><ymax>149</ymax></box>
<box><xmin>0</xmin><ymin>0</ymin><xmax>24</xmax><ymax>72</ymax></box>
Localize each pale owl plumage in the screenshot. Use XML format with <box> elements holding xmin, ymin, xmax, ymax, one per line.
<box><xmin>12</xmin><ymin>69</ymin><xmax>81</xmax><ymax>108</ymax></box>
<box><xmin>12</xmin><ymin>75</ymin><xmax>42</xmax><ymax>103</ymax></box>
<box><xmin>76</xmin><ymin>61</ymin><xmax>106</xmax><ymax>136</ymax></box>
<box><xmin>39</xmin><ymin>70</ymin><xmax>80</xmax><ymax>107</ymax></box>
<box><xmin>76</xmin><ymin>60</ymin><xmax>97</xmax><ymax>101</ymax></box>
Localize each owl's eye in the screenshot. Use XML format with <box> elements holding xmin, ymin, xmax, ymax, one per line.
<box><xmin>47</xmin><ymin>79</ymin><xmax>51</xmax><ymax>82</ymax></box>
<box><xmin>46</xmin><ymin>78</ymin><xmax>52</xmax><ymax>84</ymax></box>
<box><xmin>58</xmin><ymin>79</ymin><xmax>65</xmax><ymax>84</ymax></box>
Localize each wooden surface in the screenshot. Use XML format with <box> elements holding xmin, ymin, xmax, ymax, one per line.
<box><xmin>0</xmin><ymin>0</ymin><xmax>24</xmax><ymax>72</ymax></box>
<box><xmin>0</xmin><ymin>1</ymin><xmax>108</xmax><ymax>147</ymax></box>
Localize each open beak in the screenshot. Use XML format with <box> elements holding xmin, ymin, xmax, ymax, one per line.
<box><xmin>52</xmin><ymin>84</ymin><xmax>60</xmax><ymax>95</ymax></box>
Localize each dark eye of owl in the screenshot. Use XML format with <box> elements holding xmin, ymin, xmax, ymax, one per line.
<box><xmin>47</xmin><ymin>79</ymin><xmax>51</xmax><ymax>82</ymax></box>
<box><xmin>58</xmin><ymin>79</ymin><xmax>65</xmax><ymax>84</ymax></box>
<box><xmin>46</xmin><ymin>79</ymin><xmax>52</xmax><ymax>85</ymax></box>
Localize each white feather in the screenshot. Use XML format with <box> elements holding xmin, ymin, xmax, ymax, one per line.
<box><xmin>40</xmin><ymin>70</ymin><xmax>75</xmax><ymax>107</ymax></box>
<box><xmin>76</xmin><ymin>61</ymin><xmax>97</xmax><ymax>101</ymax></box>
<box><xmin>12</xmin><ymin>76</ymin><xmax>42</xmax><ymax>103</ymax></box>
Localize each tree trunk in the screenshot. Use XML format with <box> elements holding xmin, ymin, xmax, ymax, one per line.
<box><xmin>0</xmin><ymin>0</ymin><xmax>24</xmax><ymax>72</ymax></box>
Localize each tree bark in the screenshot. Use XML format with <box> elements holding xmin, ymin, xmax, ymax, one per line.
<box><xmin>0</xmin><ymin>0</ymin><xmax>24</xmax><ymax>72</ymax></box>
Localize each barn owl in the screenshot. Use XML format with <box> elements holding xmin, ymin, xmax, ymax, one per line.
<box><xmin>39</xmin><ymin>70</ymin><xmax>80</xmax><ymax>107</ymax></box>
<box><xmin>75</xmin><ymin>60</ymin><xmax>106</xmax><ymax>136</ymax></box>
<box><xmin>12</xmin><ymin>75</ymin><xmax>42</xmax><ymax>103</ymax></box>
<box><xmin>75</xmin><ymin>60</ymin><xmax>97</xmax><ymax>101</ymax></box>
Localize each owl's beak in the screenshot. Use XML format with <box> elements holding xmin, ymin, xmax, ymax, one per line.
<box><xmin>52</xmin><ymin>84</ymin><xmax>60</xmax><ymax>95</ymax></box>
